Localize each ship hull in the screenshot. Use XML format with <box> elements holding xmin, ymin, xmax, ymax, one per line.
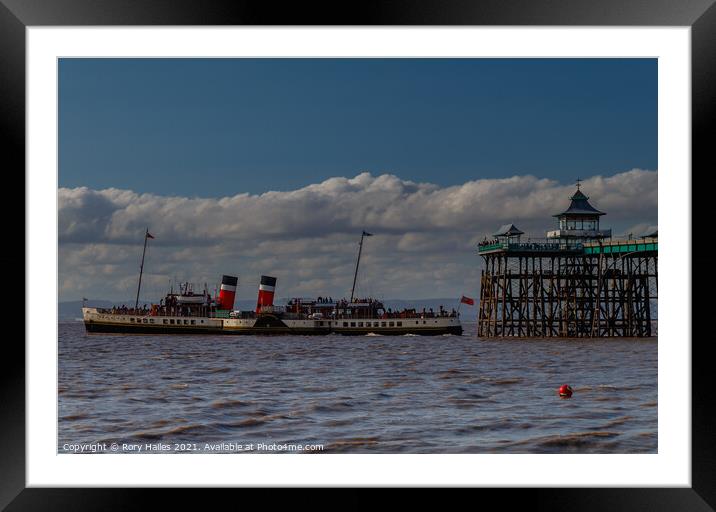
<box><xmin>82</xmin><ymin>308</ymin><xmax>462</xmax><ymax>336</ymax></box>
<box><xmin>84</xmin><ymin>321</ymin><xmax>221</xmax><ymax>335</ymax></box>
<box><xmin>331</xmin><ymin>326</ymin><xmax>462</xmax><ymax>336</ymax></box>
<box><xmin>84</xmin><ymin>322</ymin><xmax>463</xmax><ymax>336</ymax></box>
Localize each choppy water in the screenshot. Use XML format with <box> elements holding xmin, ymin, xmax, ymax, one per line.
<box><xmin>58</xmin><ymin>321</ymin><xmax>657</xmax><ymax>453</ymax></box>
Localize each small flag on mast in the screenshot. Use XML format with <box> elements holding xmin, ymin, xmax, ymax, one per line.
<box><xmin>362</xmin><ymin>231</ymin><xmax>373</xmax><ymax>236</ymax></box>
<box><xmin>460</xmin><ymin>295</ymin><xmax>475</xmax><ymax>306</ymax></box>
<box><xmin>146</xmin><ymin>232</ymin><xmax>155</xmax><ymax>239</ymax></box>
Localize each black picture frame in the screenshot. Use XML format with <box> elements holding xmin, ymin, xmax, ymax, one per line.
<box><xmin>4</xmin><ymin>0</ymin><xmax>711</xmax><ymax>507</ymax></box>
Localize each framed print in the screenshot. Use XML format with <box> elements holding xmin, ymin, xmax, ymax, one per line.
<box><xmin>4</xmin><ymin>0</ymin><xmax>713</xmax><ymax>507</ymax></box>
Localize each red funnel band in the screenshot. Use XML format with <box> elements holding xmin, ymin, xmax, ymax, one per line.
<box><xmin>256</xmin><ymin>290</ymin><xmax>274</xmax><ymax>311</ymax></box>
<box><xmin>218</xmin><ymin>275</ymin><xmax>238</xmax><ymax>310</ymax></box>
<box><xmin>256</xmin><ymin>276</ymin><xmax>277</xmax><ymax>313</ymax></box>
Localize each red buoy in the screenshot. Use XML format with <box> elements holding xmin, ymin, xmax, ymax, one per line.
<box><xmin>558</xmin><ymin>384</ymin><xmax>573</xmax><ymax>398</ymax></box>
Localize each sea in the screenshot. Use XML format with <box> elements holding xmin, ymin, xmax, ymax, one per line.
<box><xmin>58</xmin><ymin>321</ymin><xmax>657</xmax><ymax>454</ymax></box>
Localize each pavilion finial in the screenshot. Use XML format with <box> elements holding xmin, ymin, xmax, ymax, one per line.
<box><xmin>576</xmin><ymin>177</ymin><xmax>582</xmax><ymax>190</ymax></box>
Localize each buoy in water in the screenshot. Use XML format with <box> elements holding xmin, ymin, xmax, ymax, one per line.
<box><xmin>558</xmin><ymin>384</ymin><xmax>573</xmax><ymax>398</ymax></box>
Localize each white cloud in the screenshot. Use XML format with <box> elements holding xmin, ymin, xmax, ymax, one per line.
<box><xmin>58</xmin><ymin>169</ymin><xmax>657</xmax><ymax>301</ymax></box>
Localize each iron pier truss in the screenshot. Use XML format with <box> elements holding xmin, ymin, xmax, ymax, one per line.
<box><xmin>477</xmin><ymin>240</ymin><xmax>657</xmax><ymax>337</ymax></box>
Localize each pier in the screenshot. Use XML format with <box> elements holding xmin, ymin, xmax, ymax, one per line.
<box><xmin>477</xmin><ymin>185</ymin><xmax>657</xmax><ymax>337</ymax></box>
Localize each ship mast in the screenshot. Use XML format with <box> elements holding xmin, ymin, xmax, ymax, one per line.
<box><xmin>350</xmin><ymin>230</ymin><xmax>372</xmax><ymax>302</ymax></box>
<box><xmin>134</xmin><ymin>227</ymin><xmax>152</xmax><ymax>310</ymax></box>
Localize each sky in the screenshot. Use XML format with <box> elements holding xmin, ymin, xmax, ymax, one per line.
<box><xmin>58</xmin><ymin>58</ymin><xmax>658</xmax><ymax>302</ymax></box>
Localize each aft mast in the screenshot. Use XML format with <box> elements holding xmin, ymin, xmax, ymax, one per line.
<box><xmin>350</xmin><ymin>230</ymin><xmax>373</xmax><ymax>302</ymax></box>
<box><xmin>134</xmin><ymin>228</ymin><xmax>154</xmax><ymax>310</ymax></box>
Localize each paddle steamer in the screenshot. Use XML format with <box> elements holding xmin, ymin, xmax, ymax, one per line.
<box><xmin>82</xmin><ymin>231</ymin><xmax>463</xmax><ymax>336</ymax></box>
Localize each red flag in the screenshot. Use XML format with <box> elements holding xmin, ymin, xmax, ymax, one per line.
<box><xmin>146</xmin><ymin>232</ymin><xmax>155</xmax><ymax>239</ymax></box>
<box><xmin>460</xmin><ymin>295</ymin><xmax>475</xmax><ymax>306</ymax></box>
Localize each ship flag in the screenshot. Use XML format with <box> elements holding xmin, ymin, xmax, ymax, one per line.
<box><xmin>146</xmin><ymin>232</ymin><xmax>155</xmax><ymax>239</ymax></box>
<box><xmin>460</xmin><ymin>295</ymin><xmax>475</xmax><ymax>306</ymax></box>
<box><xmin>362</xmin><ymin>231</ymin><xmax>373</xmax><ymax>237</ymax></box>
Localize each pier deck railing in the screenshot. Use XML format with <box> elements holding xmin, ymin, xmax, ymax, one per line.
<box><xmin>582</xmin><ymin>237</ymin><xmax>658</xmax><ymax>255</ymax></box>
<box><xmin>477</xmin><ymin>240</ymin><xmax>580</xmax><ymax>254</ymax></box>
<box><xmin>478</xmin><ymin>236</ymin><xmax>658</xmax><ymax>255</ymax></box>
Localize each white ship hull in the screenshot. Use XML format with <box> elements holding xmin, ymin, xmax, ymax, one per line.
<box><xmin>82</xmin><ymin>308</ymin><xmax>463</xmax><ymax>336</ymax></box>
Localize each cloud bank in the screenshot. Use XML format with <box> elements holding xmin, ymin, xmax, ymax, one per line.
<box><xmin>59</xmin><ymin>169</ymin><xmax>657</xmax><ymax>301</ymax></box>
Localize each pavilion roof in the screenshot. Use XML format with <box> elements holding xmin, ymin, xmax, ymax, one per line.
<box><xmin>494</xmin><ymin>224</ymin><xmax>525</xmax><ymax>237</ymax></box>
<box><xmin>553</xmin><ymin>188</ymin><xmax>605</xmax><ymax>217</ymax></box>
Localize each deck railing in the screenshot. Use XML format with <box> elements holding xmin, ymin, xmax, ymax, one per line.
<box><xmin>478</xmin><ymin>236</ymin><xmax>658</xmax><ymax>255</ymax></box>
<box><xmin>583</xmin><ymin>238</ymin><xmax>658</xmax><ymax>254</ymax></box>
<box><xmin>477</xmin><ymin>240</ymin><xmax>581</xmax><ymax>254</ymax></box>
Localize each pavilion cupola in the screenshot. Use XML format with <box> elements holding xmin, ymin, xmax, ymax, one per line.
<box><xmin>546</xmin><ymin>180</ymin><xmax>611</xmax><ymax>246</ymax></box>
<box><xmin>493</xmin><ymin>224</ymin><xmax>524</xmax><ymax>244</ymax></box>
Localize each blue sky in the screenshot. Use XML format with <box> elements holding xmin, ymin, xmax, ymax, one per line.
<box><xmin>59</xmin><ymin>58</ymin><xmax>657</xmax><ymax>196</ymax></box>
<box><xmin>58</xmin><ymin>58</ymin><xmax>657</xmax><ymax>301</ymax></box>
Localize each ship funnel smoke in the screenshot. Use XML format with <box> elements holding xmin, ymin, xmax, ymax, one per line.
<box><xmin>256</xmin><ymin>275</ymin><xmax>277</xmax><ymax>313</ymax></box>
<box><xmin>218</xmin><ymin>275</ymin><xmax>238</xmax><ymax>310</ymax></box>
